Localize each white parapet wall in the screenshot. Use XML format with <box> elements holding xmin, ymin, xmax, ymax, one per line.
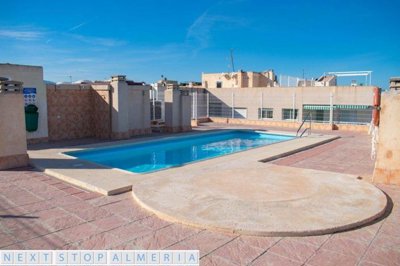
<box><xmin>0</xmin><ymin>89</ymin><xmax>29</xmax><ymax>169</ymax></box>
<box><xmin>164</xmin><ymin>89</ymin><xmax>192</xmax><ymax>132</ymax></box>
<box><xmin>110</xmin><ymin>75</ymin><xmax>152</xmax><ymax>139</ymax></box>
<box><xmin>0</xmin><ymin>63</ymin><xmax>49</xmax><ymax>143</ymax></box>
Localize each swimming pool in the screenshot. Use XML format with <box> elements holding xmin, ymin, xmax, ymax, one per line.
<box><xmin>66</xmin><ymin>130</ymin><xmax>294</xmax><ymax>173</ymax></box>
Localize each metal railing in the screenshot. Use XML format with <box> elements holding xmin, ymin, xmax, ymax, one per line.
<box><xmin>179</xmin><ymin>90</ymin><xmax>372</xmax><ymax>126</ymax></box>
<box><xmin>297</xmin><ymin>112</ymin><xmax>312</xmax><ymax>137</ymax></box>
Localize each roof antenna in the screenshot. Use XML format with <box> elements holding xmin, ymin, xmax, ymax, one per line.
<box><xmin>230</xmin><ymin>49</ymin><xmax>235</xmax><ymax>73</ymax></box>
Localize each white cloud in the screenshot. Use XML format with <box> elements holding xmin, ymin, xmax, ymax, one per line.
<box><xmin>68</xmin><ymin>33</ymin><xmax>127</xmax><ymax>47</ymax></box>
<box><xmin>186</xmin><ymin>9</ymin><xmax>248</xmax><ymax>51</ymax></box>
<box><xmin>63</xmin><ymin>57</ymin><xmax>96</xmax><ymax>63</ymax></box>
<box><xmin>0</xmin><ymin>28</ymin><xmax>45</xmax><ymax>41</ymax></box>
<box><xmin>68</xmin><ymin>22</ymin><xmax>87</xmax><ymax>32</ymax></box>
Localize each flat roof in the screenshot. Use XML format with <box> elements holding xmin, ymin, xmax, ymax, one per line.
<box><xmin>0</xmin><ymin>62</ymin><xmax>43</xmax><ymax>69</ymax></box>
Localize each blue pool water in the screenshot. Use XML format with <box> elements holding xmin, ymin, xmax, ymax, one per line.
<box><xmin>66</xmin><ymin>130</ymin><xmax>294</xmax><ymax>173</ymax></box>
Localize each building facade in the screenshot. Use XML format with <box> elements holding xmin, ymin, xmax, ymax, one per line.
<box><xmin>193</xmin><ymin>85</ymin><xmax>375</xmax><ymax>125</ymax></box>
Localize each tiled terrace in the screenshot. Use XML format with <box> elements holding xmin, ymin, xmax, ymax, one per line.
<box><xmin>1</xmin><ymin>129</ymin><xmax>399</xmax><ymax>266</ymax></box>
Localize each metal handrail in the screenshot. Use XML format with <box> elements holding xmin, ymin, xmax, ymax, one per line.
<box><xmin>296</xmin><ymin>112</ymin><xmax>312</xmax><ymax>137</ymax></box>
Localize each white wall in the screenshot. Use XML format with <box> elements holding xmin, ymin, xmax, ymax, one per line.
<box><xmin>128</xmin><ymin>85</ymin><xmax>151</xmax><ymax>131</ymax></box>
<box><xmin>0</xmin><ymin>92</ymin><xmax>27</xmax><ymax>157</ymax></box>
<box><xmin>207</xmin><ymin>86</ymin><xmax>374</xmax><ymax>121</ymax></box>
<box><xmin>0</xmin><ymin>64</ymin><xmax>48</xmax><ymax>140</ymax></box>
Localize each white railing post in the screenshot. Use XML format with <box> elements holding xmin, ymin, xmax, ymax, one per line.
<box><xmin>260</xmin><ymin>92</ymin><xmax>263</xmax><ymax>120</ymax></box>
<box><xmin>329</xmin><ymin>92</ymin><xmax>334</xmax><ymax>125</ymax></box>
<box><xmin>195</xmin><ymin>91</ymin><xmax>198</xmax><ymax>119</ymax></box>
<box><xmin>370</xmin><ymin>72</ymin><xmax>372</xmax><ymax>86</ymax></box>
<box><xmin>231</xmin><ymin>92</ymin><xmax>235</xmax><ymax>118</ymax></box>
<box><xmin>152</xmin><ymin>90</ymin><xmax>156</xmax><ymax>121</ymax></box>
<box><xmin>206</xmin><ymin>92</ymin><xmax>209</xmax><ymax>117</ymax></box>
<box><xmin>292</xmin><ymin>92</ymin><xmax>296</xmax><ymax>121</ymax></box>
<box><xmin>192</xmin><ymin>91</ymin><xmax>195</xmax><ymax>119</ymax></box>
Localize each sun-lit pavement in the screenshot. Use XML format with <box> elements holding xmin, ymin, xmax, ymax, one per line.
<box><xmin>1</xmin><ymin>131</ymin><xmax>400</xmax><ymax>265</ymax></box>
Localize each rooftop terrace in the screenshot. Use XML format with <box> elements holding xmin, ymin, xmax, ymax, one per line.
<box><xmin>1</xmin><ymin>125</ymin><xmax>399</xmax><ymax>265</ymax></box>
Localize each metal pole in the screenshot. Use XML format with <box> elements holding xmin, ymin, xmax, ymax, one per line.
<box><xmin>230</xmin><ymin>49</ymin><xmax>235</xmax><ymax>72</ymax></box>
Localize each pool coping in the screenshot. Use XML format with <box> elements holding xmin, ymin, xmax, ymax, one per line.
<box><xmin>63</xmin><ymin>129</ymin><xmax>296</xmax><ymax>175</ymax></box>
<box><xmin>28</xmin><ymin>130</ymin><xmax>339</xmax><ymax>195</ymax></box>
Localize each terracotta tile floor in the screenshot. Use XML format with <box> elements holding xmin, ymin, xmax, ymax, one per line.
<box><xmin>1</xmin><ymin>130</ymin><xmax>400</xmax><ymax>266</ymax></box>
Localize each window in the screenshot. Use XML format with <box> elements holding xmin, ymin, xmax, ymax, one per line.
<box><xmin>150</xmin><ymin>101</ymin><xmax>162</xmax><ymax>120</ymax></box>
<box><xmin>216</xmin><ymin>81</ymin><xmax>222</xmax><ymax>88</ymax></box>
<box><xmin>258</xmin><ymin>108</ymin><xmax>273</xmax><ymax>119</ymax></box>
<box><xmin>234</xmin><ymin>108</ymin><xmax>247</xmax><ymax>118</ymax></box>
<box><xmin>334</xmin><ymin>109</ymin><xmax>372</xmax><ymax>124</ymax></box>
<box><xmin>302</xmin><ymin>109</ymin><xmax>330</xmax><ymax>123</ymax></box>
<box><xmin>282</xmin><ymin>109</ymin><xmax>298</xmax><ymax>120</ymax></box>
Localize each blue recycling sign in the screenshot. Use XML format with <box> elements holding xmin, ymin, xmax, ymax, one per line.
<box><xmin>23</xmin><ymin>87</ymin><xmax>37</xmax><ymax>106</ymax></box>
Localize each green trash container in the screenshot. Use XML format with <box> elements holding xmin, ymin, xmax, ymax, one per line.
<box><xmin>25</xmin><ymin>104</ymin><xmax>39</xmax><ymax>132</ymax></box>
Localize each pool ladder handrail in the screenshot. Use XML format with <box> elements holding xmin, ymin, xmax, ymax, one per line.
<box><xmin>296</xmin><ymin>112</ymin><xmax>312</xmax><ymax>137</ymax></box>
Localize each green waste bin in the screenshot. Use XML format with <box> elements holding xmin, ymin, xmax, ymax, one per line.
<box><xmin>25</xmin><ymin>104</ymin><xmax>39</xmax><ymax>132</ymax></box>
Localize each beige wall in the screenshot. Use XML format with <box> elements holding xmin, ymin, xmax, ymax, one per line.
<box><xmin>91</xmin><ymin>85</ymin><xmax>112</xmax><ymax>139</ymax></box>
<box><xmin>0</xmin><ymin>91</ymin><xmax>28</xmax><ymax>169</ymax></box>
<box><xmin>373</xmin><ymin>92</ymin><xmax>400</xmax><ymax>185</ymax></box>
<box><xmin>209</xmin><ymin>117</ymin><xmax>369</xmax><ymax>132</ymax></box>
<box><xmin>0</xmin><ymin>64</ymin><xmax>48</xmax><ymax>141</ymax></box>
<box><xmin>47</xmin><ymin>80</ymin><xmax>151</xmax><ymax>141</ymax></box>
<box><xmin>202</xmin><ymin>71</ymin><xmax>275</xmax><ymax>89</ymax></box>
<box><xmin>110</xmin><ymin>77</ymin><xmax>151</xmax><ymax>139</ymax></box>
<box><xmin>128</xmin><ymin>85</ymin><xmax>151</xmax><ymax>133</ymax></box>
<box><xmin>207</xmin><ymin>86</ymin><xmax>374</xmax><ymax>121</ymax></box>
<box><xmin>111</xmin><ymin>79</ymin><xmax>129</xmax><ymax>134</ymax></box>
<box><xmin>203</xmin><ymin>72</ymin><xmax>240</xmax><ymax>88</ymax></box>
<box><xmin>46</xmin><ymin>84</ymin><xmax>112</xmax><ymax>141</ymax></box>
<box><xmin>165</xmin><ymin>89</ymin><xmax>192</xmax><ymax>132</ymax></box>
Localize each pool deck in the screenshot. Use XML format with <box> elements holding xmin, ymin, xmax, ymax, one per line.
<box><xmin>134</xmin><ymin>163</ymin><xmax>386</xmax><ymax>236</ymax></box>
<box><xmin>1</xmin><ymin>125</ymin><xmax>399</xmax><ymax>265</ymax></box>
<box><xmin>27</xmin><ymin>130</ymin><xmax>338</xmax><ymax>195</ymax></box>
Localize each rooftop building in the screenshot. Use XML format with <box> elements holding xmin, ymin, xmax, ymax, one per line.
<box><xmin>390</xmin><ymin>77</ymin><xmax>400</xmax><ymax>91</ymax></box>
<box><xmin>202</xmin><ymin>70</ymin><xmax>277</xmax><ymax>89</ymax></box>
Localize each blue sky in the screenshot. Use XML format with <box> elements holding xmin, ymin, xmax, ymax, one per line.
<box><xmin>0</xmin><ymin>0</ymin><xmax>399</xmax><ymax>88</ymax></box>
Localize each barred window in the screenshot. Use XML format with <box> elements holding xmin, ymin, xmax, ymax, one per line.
<box><xmin>282</xmin><ymin>109</ymin><xmax>298</xmax><ymax>120</ymax></box>
<box><xmin>258</xmin><ymin>108</ymin><xmax>273</xmax><ymax>119</ymax></box>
